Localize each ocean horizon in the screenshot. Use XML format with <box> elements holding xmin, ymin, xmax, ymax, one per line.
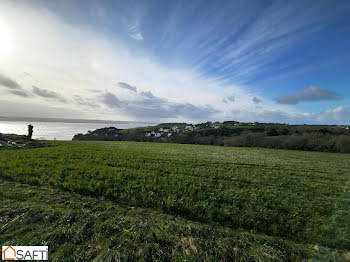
<box><xmin>0</xmin><ymin>120</ymin><xmax>155</xmax><ymax>140</ymax></box>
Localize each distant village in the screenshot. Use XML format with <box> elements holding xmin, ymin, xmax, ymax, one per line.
<box><xmin>144</xmin><ymin>123</ymin><xmax>218</xmax><ymax>138</ymax></box>
<box><xmin>144</xmin><ymin>121</ymin><xmax>273</xmax><ymax>138</ymax></box>
<box><xmin>0</xmin><ymin>121</ymin><xmax>349</xmax><ymax>153</ymax></box>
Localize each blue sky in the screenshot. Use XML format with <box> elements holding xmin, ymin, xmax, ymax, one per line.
<box><xmin>0</xmin><ymin>0</ymin><xmax>349</xmax><ymax>124</ymax></box>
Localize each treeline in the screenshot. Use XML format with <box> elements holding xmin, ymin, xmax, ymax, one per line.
<box><xmin>169</xmin><ymin>126</ymin><xmax>350</xmax><ymax>153</ymax></box>
<box><xmin>73</xmin><ymin>125</ymin><xmax>350</xmax><ymax>153</ymax></box>
<box><xmin>169</xmin><ymin>132</ymin><xmax>350</xmax><ymax>153</ymax></box>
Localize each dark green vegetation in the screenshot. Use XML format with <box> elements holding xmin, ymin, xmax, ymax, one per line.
<box><xmin>73</xmin><ymin>122</ymin><xmax>350</xmax><ymax>153</ymax></box>
<box><xmin>1</xmin><ymin>141</ymin><xmax>350</xmax><ymax>261</ymax></box>
<box><xmin>0</xmin><ymin>133</ymin><xmax>44</xmax><ymax>150</ymax></box>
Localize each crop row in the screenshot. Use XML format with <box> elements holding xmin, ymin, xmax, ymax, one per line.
<box><xmin>0</xmin><ymin>141</ymin><xmax>348</xmax><ymax>244</ymax></box>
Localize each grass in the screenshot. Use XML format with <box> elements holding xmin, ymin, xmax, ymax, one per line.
<box><xmin>0</xmin><ymin>141</ymin><xmax>349</xmax><ymax>261</ymax></box>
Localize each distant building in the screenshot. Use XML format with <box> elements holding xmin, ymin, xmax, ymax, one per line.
<box><xmin>151</xmin><ymin>131</ymin><xmax>156</xmax><ymax>135</ymax></box>
<box><xmin>172</xmin><ymin>126</ymin><xmax>180</xmax><ymax>132</ymax></box>
<box><xmin>155</xmin><ymin>133</ymin><xmax>161</xmax><ymax>137</ymax></box>
<box><xmin>145</xmin><ymin>132</ymin><xmax>151</xmax><ymax>137</ymax></box>
<box><xmin>158</xmin><ymin>128</ymin><xmax>164</xmax><ymax>132</ymax></box>
<box><xmin>167</xmin><ymin>133</ymin><xmax>172</xmax><ymax>137</ymax></box>
<box><xmin>163</xmin><ymin>129</ymin><xmax>170</xmax><ymax>133</ymax></box>
<box><xmin>185</xmin><ymin>125</ymin><xmax>194</xmax><ymax>131</ymax></box>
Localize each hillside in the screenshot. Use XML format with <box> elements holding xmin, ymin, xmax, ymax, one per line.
<box><xmin>73</xmin><ymin>122</ymin><xmax>350</xmax><ymax>153</ymax></box>
<box><xmin>1</xmin><ymin>141</ymin><xmax>349</xmax><ymax>261</ymax></box>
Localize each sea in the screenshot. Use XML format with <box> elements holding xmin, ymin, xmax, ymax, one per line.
<box><xmin>0</xmin><ymin>121</ymin><xmax>155</xmax><ymax>140</ymax></box>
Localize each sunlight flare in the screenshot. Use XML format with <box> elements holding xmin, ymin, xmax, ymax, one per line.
<box><xmin>0</xmin><ymin>21</ymin><xmax>13</xmax><ymax>59</ymax></box>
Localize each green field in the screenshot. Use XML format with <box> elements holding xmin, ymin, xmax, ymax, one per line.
<box><xmin>1</xmin><ymin>141</ymin><xmax>349</xmax><ymax>261</ymax></box>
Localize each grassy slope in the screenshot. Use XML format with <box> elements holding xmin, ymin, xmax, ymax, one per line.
<box><xmin>0</xmin><ymin>141</ymin><xmax>349</xmax><ymax>261</ymax></box>
<box><xmin>0</xmin><ymin>179</ymin><xmax>312</xmax><ymax>262</ymax></box>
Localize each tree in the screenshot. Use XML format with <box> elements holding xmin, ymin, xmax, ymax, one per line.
<box><xmin>267</xmin><ymin>128</ymin><xmax>279</xmax><ymax>136</ymax></box>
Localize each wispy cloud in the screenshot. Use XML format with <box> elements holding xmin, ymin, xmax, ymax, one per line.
<box><xmin>253</xmin><ymin>97</ymin><xmax>262</xmax><ymax>104</ymax></box>
<box><xmin>118</xmin><ymin>82</ymin><xmax>137</xmax><ymax>92</ymax></box>
<box><xmin>148</xmin><ymin>1</ymin><xmax>350</xmax><ymax>85</ymax></box>
<box><xmin>102</xmin><ymin>92</ymin><xmax>123</xmax><ymax>108</ymax></box>
<box><xmin>0</xmin><ymin>0</ymin><xmax>349</xmax><ymax>124</ymax></box>
<box><xmin>222</xmin><ymin>95</ymin><xmax>235</xmax><ymax>104</ymax></box>
<box><xmin>277</xmin><ymin>86</ymin><xmax>342</xmax><ymax>104</ymax></box>
<box><xmin>9</xmin><ymin>90</ymin><xmax>30</xmax><ymax>97</ymax></box>
<box><xmin>101</xmin><ymin>89</ymin><xmax>218</xmax><ymax>121</ymax></box>
<box><xmin>130</xmin><ymin>32</ymin><xmax>143</xmax><ymax>41</ymax></box>
<box><xmin>0</xmin><ymin>73</ymin><xmax>30</xmax><ymax>97</ymax></box>
<box><xmin>227</xmin><ymin>95</ymin><xmax>235</xmax><ymax>102</ymax></box>
<box><xmin>73</xmin><ymin>95</ymin><xmax>100</xmax><ymax>108</ymax></box>
<box><xmin>32</xmin><ymin>86</ymin><xmax>66</xmax><ymax>102</ymax></box>
<box><xmin>0</xmin><ymin>73</ymin><xmax>22</xmax><ymax>89</ymax></box>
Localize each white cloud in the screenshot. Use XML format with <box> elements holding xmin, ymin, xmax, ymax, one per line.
<box><xmin>277</xmin><ymin>86</ymin><xmax>342</xmax><ymax>104</ymax></box>
<box><xmin>99</xmin><ymin>88</ymin><xmax>219</xmax><ymax>121</ymax></box>
<box><xmin>253</xmin><ymin>97</ymin><xmax>262</xmax><ymax>104</ymax></box>
<box><xmin>0</xmin><ymin>1</ymin><xmax>259</xmax><ymax>121</ymax></box>
<box><xmin>316</xmin><ymin>106</ymin><xmax>350</xmax><ymax>124</ymax></box>
<box><xmin>118</xmin><ymin>82</ymin><xmax>137</xmax><ymax>92</ymax></box>
<box><xmin>225</xmin><ymin>106</ymin><xmax>350</xmax><ymax>125</ymax></box>
<box><xmin>32</xmin><ymin>86</ymin><xmax>66</xmax><ymax>102</ymax></box>
<box><xmin>130</xmin><ymin>32</ymin><xmax>144</xmax><ymax>41</ymax></box>
<box><xmin>0</xmin><ymin>0</ymin><xmax>347</xmax><ymax>124</ymax></box>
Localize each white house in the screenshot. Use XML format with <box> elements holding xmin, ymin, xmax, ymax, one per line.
<box><xmin>155</xmin><ymin>133</ymin><xmax>161</xmax><ymax>137</ymax></box>
<box><xmin>145</xmin><ymin>132</ymin><xmax>151</xmax><ymax>137</ymax></box>
<box><xmin>185</xmin><ymin>125</ymin><xmax>194</xmax><ymax>131</ymax></box>
<box><xmin>167</xmin><ymin>133</ymin><xmax>172</xmax><ymax>137</ymax></box>
<box><xmin>151</xmin><ymin>131</ymin><xmax>156</xmax><ymax>135</ymax></box>
<box><xmin>172</xmin><ymin>126</ymin><xmax>180</xmax><ymax>132</ymax></box>
<box><xmin>158</xmin><ymin>128</ymin><xmax>164</xmax><ymax>132</ymax></box>
<box><xmin>163</xmin><ymin>129</ymin><xmax>170</xmax><ymax>133</ymax></box>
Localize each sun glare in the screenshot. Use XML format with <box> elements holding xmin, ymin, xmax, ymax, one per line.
<box><xmin>0</xmin><ymin>22</ymin><xmax>13</xmax><ymax>59</ymax></box>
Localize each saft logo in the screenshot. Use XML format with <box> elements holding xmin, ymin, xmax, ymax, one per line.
<box><xmin>2</xmin><ymin>246</ymin><xmax>48</xmax><ymax>261</ymax></box>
